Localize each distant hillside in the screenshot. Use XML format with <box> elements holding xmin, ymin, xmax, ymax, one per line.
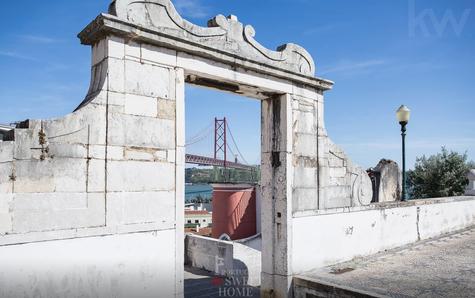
<box><xmin>185</xmin><ymin>166</ymin><xmax>260</xmax><ymax>184</ymax></box>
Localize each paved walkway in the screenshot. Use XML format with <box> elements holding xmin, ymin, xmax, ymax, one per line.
<box><xmin>301</xmin><ymin>227</ymin><xmax>475</xmax><ymax>298</ymax></box>
<box><xmin>184</xmin><ymin>266</ymin><xmax>260</xmax><ymax>298</ymax></box>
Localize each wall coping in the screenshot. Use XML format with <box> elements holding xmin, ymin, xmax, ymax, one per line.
<box><xmin>293</xmin><ymin>196</ymin><xmax>475</xmax><ymax>218</ymax></box>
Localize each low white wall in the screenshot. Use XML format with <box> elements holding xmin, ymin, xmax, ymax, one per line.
<box><xmin>185</xmin><ymin>234</ymin><xmax>262</xmax><ymax>287</ymax></box>
<box><xmin>235</xmin><ymin>233</ymin><xmax>262</xmax><ymax>251</ymax></box>
<box><xmin>292</xmin><ymin>196</ymin><xmax>475</xmax><ymax>273</ymax></box>
<box><xmin>185</xmin><ymin>234</ymin><xmax>234</xmax><ymax>275</ymax></box>
<box><xmin>0</xmin><ymin>230</ymin><xmax>176</xmax><ymax>298</ymax></box>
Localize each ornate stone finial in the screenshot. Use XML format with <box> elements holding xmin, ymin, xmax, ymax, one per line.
<box><xmin>466</xmin><ymin>169</ymin><xmax>475</xmax><ymax>196</ymax></box>
<box><xmin>106</xmin><ymin>0</ymin><xmax>316</xmax><ymax>76</ymax></box>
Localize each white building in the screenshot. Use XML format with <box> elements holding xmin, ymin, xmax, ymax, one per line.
<box><xmin>185</xmin><ymin>210</ymin><xmax>212</xmax><ymax>228</ymax></box>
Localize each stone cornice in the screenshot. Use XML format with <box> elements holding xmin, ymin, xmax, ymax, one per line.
<box><xmin>78</xmin><ymin>0</ymin><xmax>334</xmax><ymax>91</ymax></box>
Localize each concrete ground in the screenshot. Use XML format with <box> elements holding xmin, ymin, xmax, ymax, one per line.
<box><xmin>184</xmin><ymin>266</ymin><xmax>260</xmax><ymax>298</ymax></box>
<box><xmin>300</xmin><ymin>227</ymin><xmax>475</xmax><ymax>298</ymax></box>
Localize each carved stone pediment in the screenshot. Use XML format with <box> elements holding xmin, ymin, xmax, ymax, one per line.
<box><xmin>106</xmin><ymin>0</ymin><xmax>316</xmax><ymax>77</ymax></box>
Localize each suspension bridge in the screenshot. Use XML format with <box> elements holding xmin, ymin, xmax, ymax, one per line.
<box><xmin>185</xmin><ymin>118</ymin><xmax>255</xmax><ymax>170</ymax></box>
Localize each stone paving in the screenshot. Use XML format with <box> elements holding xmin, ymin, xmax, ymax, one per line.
<box><xmin>301</xmin><ymin>227</ymin><xmax>475</xmax><ymax>298</ymax></box>
<box><xmin>184</xmin><ymin>266</ymin><xmax>260</xmax><ymax>298</ymax></box>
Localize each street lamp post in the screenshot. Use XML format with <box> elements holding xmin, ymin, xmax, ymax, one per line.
<box><xmin>396</xmin><ymin>105</ymin><xmax>411</xmax><ymax>201</ymax></box>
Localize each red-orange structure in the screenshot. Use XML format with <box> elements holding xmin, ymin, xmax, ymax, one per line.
<box><xmin>211</xmin><ymin>184</ymin><xmax>257</xmax><ymax>240</ymax></box>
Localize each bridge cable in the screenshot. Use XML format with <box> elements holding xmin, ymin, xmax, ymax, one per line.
<box><xmin>185</xmin><ymin>121</ymin><xmax>213</xmax><ymax>144</ymax></box>
<box><xmin>226</xmin><ymin>122</ymin><xmax>250</xmax><ymax>165</ymax></box>
<box><xmin>185</xmin><ymin>121</ymin><xmax>213</xmax><ymax>146</ymax></box>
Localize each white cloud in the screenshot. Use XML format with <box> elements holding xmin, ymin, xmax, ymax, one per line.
<box><xmin>0</xmin><ymin>51</ymin><xmax>37</xmax><ymax>61</ymax></box>
<box><xmin>319</xmin><ymin>59</ymin><xmax>387</xmax><ymax>75</ymax></box>
<box><xmin>303</xmin><ymin>24</ymin><xmax>341</xmax><ymax>36</ymax></box>
<box><xmin>341</xmin><ymin>138</ymin><xmax>475</xmax><ymax>151</ymax></box>
<box><xmin>18</xmin><ymin>34</ymin><xmax>62</xmax><ymax>44</ymax></box>
<box><xmin>172</xmin><ymin>0</ymin><xmax>210</xmax><ymax>19</ymax></box>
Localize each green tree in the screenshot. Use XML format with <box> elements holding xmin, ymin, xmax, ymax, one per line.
<box><xmin>408</xmin><ymin>147</ymin><xmax>475</xmax><ymax>199</ymax></box>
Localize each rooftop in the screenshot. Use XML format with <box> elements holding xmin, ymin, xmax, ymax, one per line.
<box><xmin>185</xmin><ymin>210</ymin><xmax>211</xmax><ymax>216</ymax></box>
<box><xmin>0</xmin><ymin>124</ymin><xmax>13</xmax><ymax>131</ymax></box>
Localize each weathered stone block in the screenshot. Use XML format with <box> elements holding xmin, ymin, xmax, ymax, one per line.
<box><xmin>0</xmin><ymin>194</ymin><xmax>13</xmax><ymax>235</ymax></box>
<box><xmin>294</xmin><ymin>133</ymin><xmax>317</xmax><ymax>157</ymax></box>
<box><xmin>106</xmin><ymin>191</ymin><xmax>175</xmax><ymax>226</ymax></box>
<box><xmin>12</xmin><ymin>193</ymin><xmax>105</xmax><ymax>233</ymax></box>
<box><xmin>12</xmin><ymin>193</ymin><xmax>88</xmax><ymax>211</ymax></box>
<box><xmin>87</xmin><ymin>159</ymin><xmax>105</xmax><ymax>192</ymax></box>
<box><xmin>125</xmin><ymin>40</ymin><xmax>141</xmax><ymax>59</ymax></box>
<box><xmin>328</xmin><ymin>166</ymin><xmax>346</xmax><ymax>178</ymax></box>
<box><xmin>14</xmin><ymin>159</ymin><xmax>87</xmax><ymax>193</ymax></box>
<box><xmin>124</xmin><ymin>147</ymin><xmax>155</xmax><ymax>161</ymax></box>
<box><xmin>328</xmin><ymin>154</ymin><xmax>345</xmax><ymax>168</ymax></box>
<box><xmin>108</xmin><ymin>57</ymin><xmax>125</xmax><ymax>93</ymax></box>
<box><xmin>124</xmin><ymin>94</ymin><xmax>158</xmax><ymax>117</ymax></box>
<box><xmin>125</xmin><ymin>60</ymin><xmax>170</xmax><ymax>99</ymax></box>
<box><xmin>108</xmin><ymin>91</ymin><xmax>125</xmax><ymax>106</ymax></box>
<box><xmin>0</xmin><ymin>193</ymin><xmax>12</xmax><ymax>213</ymax></box>
<box><xmin>0</xmin><ymin>142</ymin><xmax>14</xmax><ymax>163</ymax></box>
<box><xmin>326</xmin><ymin>185</ymin><xmax>351</xmax><ymax>202</ymax></box>
<box><xmin>107</xmin><ymin>161</ymin><xmax>174</xmax><ymax>192</ymax></box>
<box><xmin>0</xmin><ymin>163</ymin><xmax>13</xmax><ymax>193</ymax></box>
<box><xmin>124</xmin><ymin>147</ymin><xmax>167</xmax><ymax>162</ymax></box>
<box><xmin>14</xmin><ymin>128</ymin><xmax>41</xmax><ymax>160</ymax></box>
<box><xmin>175</xmin><ymin>68</ymin><xmax>185</xmax><ymax>147</ymax></box>
<box><xmin>108</xmin><ymin>113</ymin><xmax>175</xmax><ymax>148</ymax></box>
<box><xmin>293</xmin><ymin>188</ymin><xmax>318</xmax><ymax>212</ymax></box>
<box><xmin>329</xmin><ymin>176</ymin><xmax>348</xmax><ymax>186</ymax></box>
<box><xmin>89</xmin><ymin>145</ymin><xmax>107</xmax><ymax>159</ymax></box>
<box><xmin>43</xmin><ymin>104</ymin><xmax>107</xmax><ymax>145</ymax></box>
<box><xmin>108</xmin><ymin>146</ymin><xmax>125</xmax><ymax>160</ymax></box>
<box><xmin>142</xmin><ymin>44</ymin><xmax>177</xmax><ymax>67</ymax></box>
<box><xmin>292</xmin><ymin>85</ymin><xmax>320</xmax><ymax>101</ymax></box>
<box><xmin>48</xmin><ymin>143</ymin><xmax>87</xmax><ymax>159</ymax></box>
<box><xmin>89</xmin><ymin>145</ymin><xmax>125</xmax><ymax>160</ymax></box>
<box><xmin>157</xmin><ymin>99</ymin><xmax>176</xmax><ymax>120</ymax></box>
<box><xmin>293</xmin><ymin>166</ymin><xmax>317</xmax><ymax>188</ymax></box>
<box><xmin>166</xmin><ymin>149</ymin><xmax>175</xmax><ymax>163</ymax></box>
<box><xmin>293</xmin><ymin>110</ymin><xmax>316</xmax><ymax>135</ymax></box>
<box><xmin>108</xmin><ymin>36</ymin><xmax>125</xmax><ymax>59</ymax></box>
<box><xmin>321</xmin><ymin>189</ymin><xmax>351</xmax><ymax>209</ymax></box>
<box><xmin>371</xmin><ymin>159</ymin><xmax>401</xmax><ymax>202</ymax></box>
<box><xmin>294</xmin><ymin>96</ymin><xmax>316</xmax><ymax>113</ymax></box>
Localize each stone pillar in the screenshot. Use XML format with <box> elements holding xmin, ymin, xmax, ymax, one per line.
<box><xmin>466</xmin><ymin>169</ymin><xmax>475</xmax><ymax>196</ymax></box>
<box><xmin>86</xmin><ymin>35</ymin><xmax>184</xmax><ymax>297</ymax></box>
<box><xmin>261</xmin><ymin>94</ymin><xmax>293</xmax><ymax>298</ymax></box>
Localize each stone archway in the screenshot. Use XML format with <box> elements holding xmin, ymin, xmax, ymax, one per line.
<box><xmin>0</xmin><ymin>1</ymin><xmax>372</xmax><ymax>297</ymax></box>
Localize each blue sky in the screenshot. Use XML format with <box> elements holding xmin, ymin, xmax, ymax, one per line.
<box><xmin>0</xmin><ymin>0</ymin><xmax>474</xmax><ymax>169</ymax></box>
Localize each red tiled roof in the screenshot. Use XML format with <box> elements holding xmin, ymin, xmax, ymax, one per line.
<box><xmin>185</xmin><ymin>210</ymin><xmax>211</xmax><ymax>215</ymax></box>
<box><xmin>185</xmin><ymin>227</ymin><xmax>213</xmax><ymax>237</ymax></box>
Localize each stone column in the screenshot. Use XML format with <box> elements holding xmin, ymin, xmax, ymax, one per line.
<box><xmin>261</xmin><ymin>94</ymin><xmax>293</xmax><ymax>298</ymax></box>
<box><xmin>90</xmin><ymin>35</ymin><xmax>184</xmax><ymax>297</ymax></box>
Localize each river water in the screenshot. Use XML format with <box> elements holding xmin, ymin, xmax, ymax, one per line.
<box><xmin>185</xmin><ymin>184</ymin><xmax>213</xmax><ymax>202</ymax></box>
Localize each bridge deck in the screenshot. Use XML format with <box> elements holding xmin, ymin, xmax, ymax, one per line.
<box><xmin>298</xmin><ymin>227</ymin><xmax>475</xmax><ymax>298</ymax></box>
<box><xmin>185</xmin><ymin>154</ymin><xmax>255</xmax><ymax>170</ymax></box>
